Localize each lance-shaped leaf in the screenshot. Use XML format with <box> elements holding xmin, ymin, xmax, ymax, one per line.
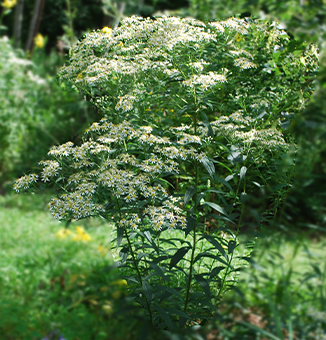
<box><xmin>142</xmin><ymin>280</ymin><xmax>153</xmax><ymax>304</ymax></box>
<box><xmin>117</xmin><ymin>225</ymin><xmax>123</xmax><ymax>248</ymax></box>
<box><xmin>194</xmin><ymin>274</ymin><xmax>211</xmax><ymax>299</ymax></box>
<box><xmin>214</xmin><ymin>175</ymin><xmax>233</xmax><ymax>192</ymax></box>
<box><xmin>202</xmin><ymin>201</ymin><xmax>228</xmax><ymax>217</ymax></box>
<box><xmin>240</xmin><ymin>166</ymin><xmax>247</xmax><ymax>181</ymax></box>
<box><xmin>155</xmin><ymin>304</ymin><xmax>175</xmax><ymax>330</ymax></box>
<box><xmin>184</xmin><ymin>185</ymin><xmax>196</xmax><ymax>205</ymax></box>
<box><xmin>200</xmin><ymin>235</ymin><xmax>228</xmax><ymax>260</ymax></box>
<box><xmin>169</xmin><ymin>246</ymin><xmax>191</xmax><ymax>269</ymax></box>
<box><xmin>185</xmin><ymin>214</ymin><xmax>196</xmax><ymax>237</ymax></box>
<box><xmin>201</xmin><ymin>157</ymin><xmax>215</xmax><ymax>179</ymax></box>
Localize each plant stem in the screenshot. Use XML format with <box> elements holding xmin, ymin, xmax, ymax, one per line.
<box><xmin>184</xmin><ymin>224</ymin><xmax>197</xmax><ymax>312</ymax></box>
<box><xmin>184</xmin><ymin>102</ymin><xmax>199</xmax><ymax>313</ymax></box>
<box><xmin>124</xmin><ymin>228</ymin><xmax>154</xmax><ymax>328</ymax></box>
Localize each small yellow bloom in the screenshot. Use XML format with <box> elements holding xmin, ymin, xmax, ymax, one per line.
<box><xmin>34</xmin><ymin>33</ymin><xmax>45</xmax><ymax>48</ymax></box>
<box><xmin>1</xmin><ymin>0</ymin><xmax>16</xmax><ymax>9</ymax></box>
<box><xmin>72</xmin><ymin>226</ymin><xmax>92</xmax><ymax>242</ymax></box>
<box><xmin>55</xmin><ymin>228</ymin><xmax>74</xmax><ymax>239</ymax></box>
<box><xmin>98</xmin><ymin>245</ymin><xmax>109</xmax><ymax>255</ymax></box>
<box><xmin>149</xmin><ymin>91</ymin><xmax>153</xmax><ymax>95</ymax></box>
<box><xmin>102</xmin><ymin>301</ymin><xmax>113</xmax><ymax>315</ymax></box>
<box><xmin>116</xmin><ymin>41</ymin><xmax>124</xmax><ymax>47</ymax></box>
<box><xmin>235</xmin><ymin>33</ymin><xmax>241</xmax><ymax>42</ymax></box>
<box><xmin>101</xmin><ymin>27</ymin><xmax>113</xmax><ymax>37</ymax></box>
<box><xmin>110</xmin><ymin>279</ymin><xmax>127</xmax><ymax>287</ymax></box>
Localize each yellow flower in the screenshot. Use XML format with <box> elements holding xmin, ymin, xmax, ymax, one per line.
<box><xmin>1</xmin><ymin>0</ymin><xmax>16</xmax><ymax>9</ymax></box>
<box><xmin>235</xmin><ymin>33</ymin><xmax>241</xmax><ymax>42</ymax></box>
<box><xmin>55</xmin><ymin>228</ymin><xmax>74</xmax><ymax>239</ymax></box>
<box><xmin>72</xmin><ymin>226</ymin><xmax>92</xmax><ymax>242</ymax></box>
<box><xmin>98</xmin><ymin>245</ymin><xmax>109</xmax><ymax>255</ymax></box>
<box><xmin>116</xmin><ymin>41</ymin><xmax>124</xmax><ymax>47</ymax></box>
<box><xmin>34</xmin><ymin>33</ymin><xmax>45</xmax><ymax>48</ymax></box>
<box><xmin>110</xmin><ymin>279</ymin><xmax>127</xmax><ymax>287</ymax></box>
<box><xmin>101</xmin><ymin>27</ymin><xmax>112</xmax><ymax>37</ymax></box>
<box><xmin>102</xmin><ymin>301</ymin><xmax>113</xmax><ymax>315</ymax></box>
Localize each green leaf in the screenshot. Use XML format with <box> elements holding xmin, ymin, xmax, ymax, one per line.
<box><xmin>184</xmin><ymin>185</ymin><xmax>196</xmax><ymax>205</ymax></box>
<box><xmin>201</xmin><ymin>112</ymin><xmax>214</xmax><ymax>137</ymax></box>
<box><xmin>202</xmin><ymin>201</ymin><xmax>228</xmax><ymax>217</ymax></box>
<box><xmin>228</xmin><ymin>240</ymin><xmax>237</xmax><ymax>254</ymax></box>
<box><xmin>143</xmin><ymin>230</ymin><xmax>152</xmax><ymax>243</ymax></box>
<box><xmin>194</xmin><ymin>274</ymin><xmax>211</xmax><ymax>299</ymax></box>
<box><xmin>164</xmin><ymin>307</ymin><xmax>191</xmax><ymax>320</ymax></box>
<box><xmin>155</xmin><ymin>304</ymin><xmax>175</xmax><ymax>330</ymax></box>
<box><xmin>142</xmin><ymin>280</ymin><xmax>153</xmax><ymax>304</ymax></box>
<box><xmin>141</xmin><ymin>230</ymin><xmax>160</xmax><ymax>254</ymax></box>
<box><xmin>169</xmin><ymin>246</ymin><xmax>191</xmax><ymax>269</ymax></box>
<box><xmin>240</xmin><ymin>166</ymin><xmax>247</xmax><ymax>181</ymax></box>
<box><xmin>213</xmin><ymin>161</ymin><xmax>233</xmax><ymax>173</ymax></box>
<box><xmin>210</xmin><ymin>266</ymin><xmax>226</xmax><ymax>279</ymax></box>
<box><xmin>194</xmin><ymin>252</ymin><xmax>227</xmax><ymax>265</ymax></box>
<box><xmin>117</xmin><ymin>226</ymin><xmax>123</xmax><ymax>248</ymax></box>
<box><xmin>214</xmin><ymin>175</ymin><xmax>233</xmax><ymax>191</ymax></box>
<box><xmin>185</xmin><ymin>214</ymin><xmax>196</xmax><ymax>237</ymax></box>
<box><xmin>200</xmin><ymin>235</ymin><xmax>228</xmax><ymax>260</ymax></box>
<box><xmin>149</xmin><ymin>262</ymin><xmax>166</xmax><ymax>280</ymax></box>
<box><xmin>201</xmin><ymin>157</ymin><xmax>215</xmax><ymax>179</ymax></box>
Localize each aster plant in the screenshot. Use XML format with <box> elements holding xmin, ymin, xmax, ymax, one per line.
<box><xmin>14</xmin><ymin>16</ymin><xmax>318</xmax><ymax>329</ymax></box>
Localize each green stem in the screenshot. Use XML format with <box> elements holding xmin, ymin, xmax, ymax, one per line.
<box><xmin>184</xmin><ymin>224</ymin><xmax>197</xmax><ymax>312</ymax></box>
<box><xmin>215</xmin><ymin>250</ymin><xmax>234</xmax><ymax>305</ymax></box>
<box><xmin>184</xmin><ymin>102</ymin><xmax>199</xmax><ymax>313</ymax></box>
<box><xmin>124</xmin><ymin>228</ymin><xmax>154</xmax><ymax>328</ymax></box>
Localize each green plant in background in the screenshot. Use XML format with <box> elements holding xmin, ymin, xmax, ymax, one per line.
<box><xmin>227</xmin><ymin>233</ymin><xmax>326</xmax><ymax>340</ymax></box>
<box><xmin>14</xmin><ymin>15</ymin><xmax>318</xmax><ymax>332</ymax></box>
<box><xmin>0</xmin><ymin>33</ymin><xmax>98</xmax><ymax>191</ymax></box>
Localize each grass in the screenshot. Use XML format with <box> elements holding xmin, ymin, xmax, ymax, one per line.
<box><xmin>1</xmin><ymin>193</ymin><xmax>326</xmax><ymax>339</ymax></box>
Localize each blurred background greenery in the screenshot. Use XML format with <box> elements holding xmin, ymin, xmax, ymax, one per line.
<box><xmin>1</xmin><ymin>0</ymin><xmax>326</xmax><ymax>338</ymax></box>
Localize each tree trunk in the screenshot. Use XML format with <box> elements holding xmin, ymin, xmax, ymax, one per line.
<box><xmin>13</xmin><ymin>0</ymin><xmax>24</xmax><ymax>49</ymax></box>
<box><xmin>25</xmin><ymin>0</ymin><xmax>46</xmax><ymax>53</ymax></box>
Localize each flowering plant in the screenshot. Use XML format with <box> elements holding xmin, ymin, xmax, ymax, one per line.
<box><xmin>15</xmin><ymin>16</ymin><xmax>318</xmax><ymax>329</ymax></box>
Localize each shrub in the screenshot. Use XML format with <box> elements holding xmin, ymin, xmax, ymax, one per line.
<box><xmin>14</xmin><ymin>15</ymin><xmax>318</xmax><ymax>330</ymax></box>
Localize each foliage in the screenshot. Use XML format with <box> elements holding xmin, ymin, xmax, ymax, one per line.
<box><xmin>177</xmin><ymin>0</ymin><xmax>326</xmax><ymax>231</ymax></box>
<box><xmin>0</xmin><ymin>35</ymin><xmax>97</xmax><ymax>190</ymax></box>
<box><xmin>1</xmin><ymin>194</ymin><xmax>325</xmax><ymax>339</ymax></box>
<box><xmin>14</xmin><ymin>15</ymin><xmax>318</xmax><ymax>331</ymax></box>
<box><xmin>224</xmin><ymin>231</ymin><xmax>326</xmax><ymax>339</ymax></box>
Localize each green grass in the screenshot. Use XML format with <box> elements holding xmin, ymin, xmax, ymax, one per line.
<box><xmin>0</xmin><ymin>193</ymin><xmax>124</xmax><ymax>340</ymax></box>
<box><xmin>1</xmin><ymin>193</ymin><xmax>326</xmax><ymax>340</ymax></box>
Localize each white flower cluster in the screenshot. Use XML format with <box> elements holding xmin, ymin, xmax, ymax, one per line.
<box><xmin>57</xmin><ymin>16</ymin><xmax>267</xmax><ymax>117</ymax></box>
<box><xmin>183</xmin><ymin>72</ymin><xmax>227</xmax><ymax>90</ymax></box>
<box><xmin>15</xmin><ymin>118</ymin><xmax>212</xmax><ymax>223</ymax></box>
<box><xmin>211</xmin><ymin>112</ymin><xmax>288</xmax><ymax>151</ymax></box>
<box><xmin>39</xmin><ymin>160</ymin><xmax>61</xmax><ymax>182</ymax></box>
<box><xmin>115</xmin><ymin>95</ymin><xmax>136</xmax><ymax>112</ymax></box>
<box><xmin>13</xmin><ymin>174</ymin><xmax>38</xmax><ymax>192</ymax></box>
<box><xmin>144</xmin><ymin>197</ymin><xmax>186</xmax><ymax>230</ymax></box>
<box><xmin>234</xmin><ymin>58</ymin><xmax>257</xmax><ymax>70</ymax></box>
<box><xmin>220</xmin><ymin>17</ymin><xmax>250</xmax><ymax>35</ymax></box>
